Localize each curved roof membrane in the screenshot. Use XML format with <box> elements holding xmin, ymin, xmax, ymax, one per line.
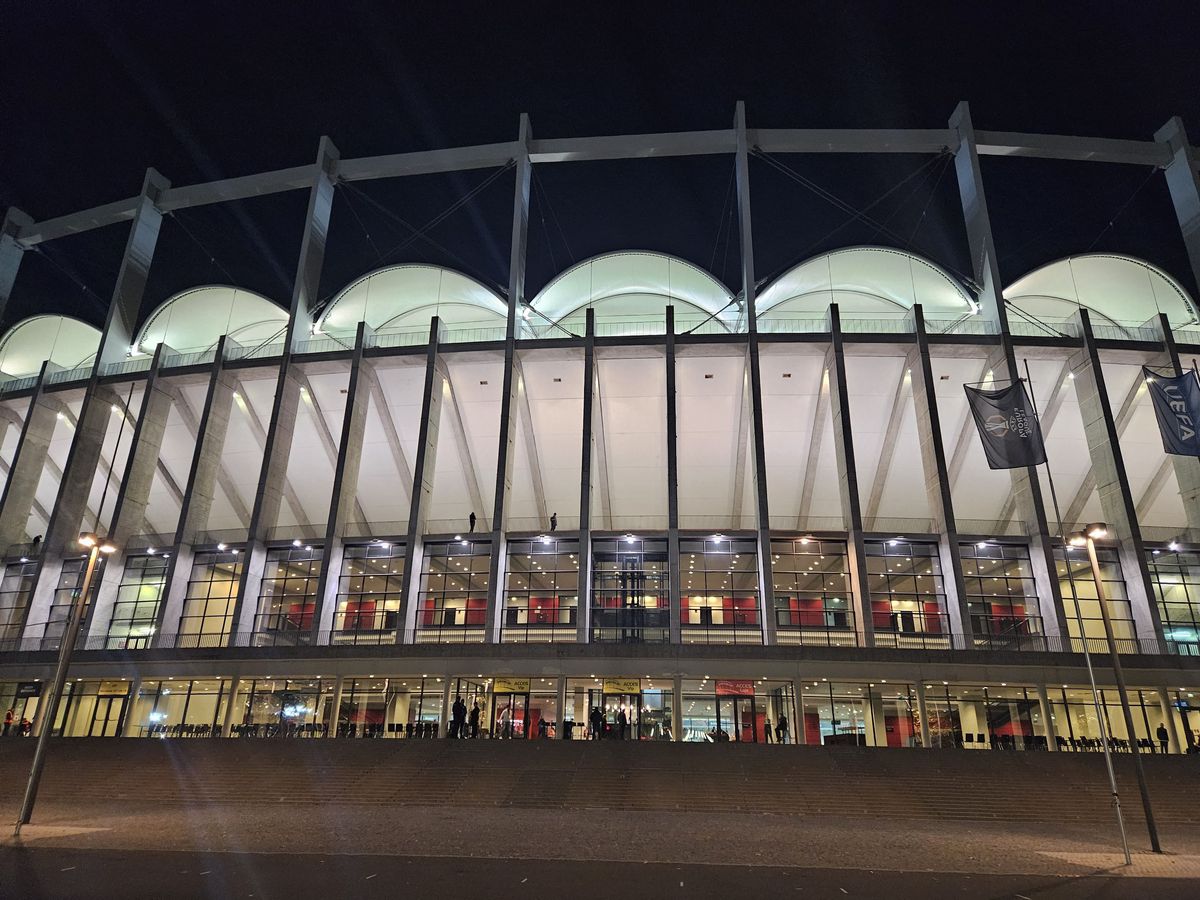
<box><xmin>530</xmin><ymin>251</ymin><xmax>737</xmax><ymax>329</ymax></box>
<box><xmin>1004</xmin><ymin>254</ymin><xmax>1197</xmax><ymax>327</ymax></box>
<box><xmin>319</xmin><ymin>265</ymin><xmax>508</xmax><ymax>336</ymax></box>
<box><xmin>756</xmin><ymin>247</ymin><xmax>976</xmax><ymax>319</ymax></box>
<box><xmin>0</xmin><ymin>314</ymin><xmax>101</xmax><ymax>377</ymax></box>
<box><xmin>135</xmin><ymin>286</ymin><xmax>288</xmax><ymax>355</ymax></box>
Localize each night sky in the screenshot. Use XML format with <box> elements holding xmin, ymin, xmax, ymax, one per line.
<box><xmin>3</xmin><ymin>2</ymin><xmax>1200</xmax><ymax>331</ymax></box>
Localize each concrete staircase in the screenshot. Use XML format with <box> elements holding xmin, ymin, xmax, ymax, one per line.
<box><xmin>0</xmin><ymin>739</ymin><xmax>1196</xmax><ymax>824</ymax></box>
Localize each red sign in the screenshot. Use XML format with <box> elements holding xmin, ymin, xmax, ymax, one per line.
<box><xmin>714</xmin><ymin>679</ymin><xmax>754</xmax><ymax>696</ymax></box>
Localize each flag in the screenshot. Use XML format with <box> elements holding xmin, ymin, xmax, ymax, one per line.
<box><xmin>964</xmin><ymin>381</ymin><xmax>1047</xmax><ymax>469</ymax></box>
<box><xmin>1143</xmin><ymin>366</ymin><xmax>1200</xmax><ymax>456</ymax></box>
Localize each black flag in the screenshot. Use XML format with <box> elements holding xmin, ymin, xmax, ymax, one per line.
<box><xmin>1143</xmin><ymin>366</ymin><xmax>1200</xmax><ymax>457</ymax></box>
<box><xmin>964</xmin><ymin>381</ymin><xmax>1047</xmax><ymax>469</ymax></box>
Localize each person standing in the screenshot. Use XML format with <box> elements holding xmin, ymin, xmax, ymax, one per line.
<box><xmin>468</xmin><ymin>702</ymin><xmax>480</xmax><ymax>739</ymax></box>
<box><xmin>1156</xmin><ymin>722</ymin><xmax>1170</xmax><ymax>754</ymax></box>
<box><xmin>550</xmin><ymin>513</ymin><xmax>558</xmax><ymax>532</ymax></box>
<box><xmin>763</xmin><ymin>718</ymin><xmax>773</xmax><ymax>744</ymax></box>
<box><xmin>617</xmin><ymin>707</ymin><xmax>628</xmax><ymax>741</ymax></box>
<box><xmin>776</xmin><ymin>714</ymin><xmax>789</xmax><ymax>745</ymax></box>
<box><xmin>589</xmin><ymin>706</ymin><xmax>603</xmax><ymax>740</ymax></box>
<box><xmin>3</xmin><ymin>707</ymin><xmax>13</xmax><ymax>737</ymax></box>
<box><xmin>469</xmin><ymin>512</ymin><xmax>476</xmax><ymax>533</ymax></box>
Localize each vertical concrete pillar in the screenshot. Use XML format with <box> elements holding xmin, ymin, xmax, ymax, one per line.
<box><xmin>576</xmin><ymin>309</ymin><xmax>596</xmax><ymax>644</ymax></box>
<box><xmin>485</xmin><ymin>115</ymin><xmax>533</xmax><ymax>645</ymax></box>
<box><xmin>665</xmin><ymin>307</ymin><xmax>682</xmax><ymax>644</ymax></box>
<box><xmin>556</xmin><ymin>675</ymin><xmax>568</xmax><ymax>739</ymax></box>
<box><xmin>910</xmin><ymin>307</ymin><xmax>972</xmax><ymax>647</ymax></box>
<box><xmin>283</xmin><ymin>137</ymin><xmax>339</xmax><ymax>352</ymax></box>
<box><xmin>915</xmin><ymin>681</ymin><xmax>931</xmax><ymax>749</ymax></box>
<box><xmin>1155</xmin><ymin>117</ymin><xmax>1200</xmax><ymax>301</ymax></box>
<box><xmin>313</xmin><ymin>323</ymin><xmax>370</xmax><ymax>642</ymax></box>
<box><xmin>826</xmin><ymin>307</ymin><xmax>873</xmax><ymax>647</ymax></box>
<box><xmin>0</xmin><ymin>207</ymin><xmax>32</xmax><ymax>321</ymax></box>
<box><xmin>398</xmin><ymin>319</ymin><xmax>448</xmax><ymax>642</ymax></box>
<box><xmin>1035</xmin><ymin>683</ymin><xmax>1058</xmax><ymax>751</ymax></box>
<box><xmin>220</xmin><ymin>676</ymin><xmax>243</xmax><ymax>737</ymax></box>
<box><xmin>327</xmin><ymin>675</ymin><xmax>346</xmax><ymax>738</ymax></box>
<box><xmin>672</xmin><ymin>675</ymin><xmax>683</xmax><ymax>742</ymax></box>
<box><xmin>951</xmin><ymin>103</ymin><xmax>1064</xmax><ymax>629</ymax></box>
<box><xmin>121</xmin><ymin>677</ymin><xmax>142</xmax><ymax>737</ymax></box>
<box><xmin>439</xmin><ymin>678</ymin><xmax>453</xmax><ymax>739</ymax></box>
<box><xmin>1157</xmin><ymin>688</ymin><xmax>1182</xmax><ymax>754</ymax></box>
<box><xmin>1070</xmin><ymin>309</ymin><xmax>1162</xmax><ymax>641</ymax></box>
<box><xmin>734</xmin><ymin>101</ymin><xmax>777</xmax><ymax>646</ymax></box>
<box><xmin>0</xmin><ymin>364</ymin><xmax>65</xmax><ymax>552</ymax></box>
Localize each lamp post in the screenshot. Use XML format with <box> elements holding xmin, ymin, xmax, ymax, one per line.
<box><xmin>1068</xmin><ymin>523</ymin><xmax>1161</xmax><ymax>854</ymax></box>
<box><xmin>13</xmin><ymin>531</ymin><xmax>116</xmax><ymax>837</ymax></box>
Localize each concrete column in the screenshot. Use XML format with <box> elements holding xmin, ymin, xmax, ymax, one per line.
<box><xmin>326</xmin><ymin>675</ymin><xmax>346</xmax><ymax>738</ymax></box>
<box><xmin>155</xmin><ymin>543</ymin><xmax>194</xmax><ymax>648</ymax></box>
<box><xmin>0</xmin><ymin>207</ymin><xmax>32</xmax><ymax>321</ymax></box>
<box><xmin>672</xmin><ymin>675</ymin><xmax>683</xmax><ymax>743</ymax></box>
<box><xmin>439</xmin><ymin>678</ymin><xmax>453</xmax><ymax>739</ymax></box>
<box><xmin>0</xmin><ymin>364</ymin><xmax>65</xmax><ymax>552</ymax></box>
<box><xmin>910</xmin><ymin>307</ymin><xmax>972</xmax><ymax>647</ymax></box>
<box><xmin>283</xmin><ymin>137</ymin><xmax>339</xmax><ymax>352</ymax></box>
<box><xmin>665</xmin><ymin>308</ymin><xmax>682</xmax><ymax>644</ymax></box>
<box><xmin>1070</xmin><ymin>309</ymin><xmax>1162</xmax><ymax>641</ymax></box>
<box><xmin>576</xmin><ymin>309</ymin><xmax>596</xmax><ymax>644</ymax></box>
<box><xmin>398</xmin><ymin>319</ymin><xmax>448</xmax><ymax>642</ymax></box>
<box><xmin>915</xmin><ymin>681</ymin><xmax>931</xmax><ymax>749</ymax></box>
<box><xmin>556</xmin><ymin>676</ymin><xmax>567</xmax><ymax>739</ymax></box>
<box><xmin>1157</xmin><ymin>688</ymin><xmax>1182</xmax><ymax>754</ymax></box>
<box><xmin>121</xmin><ymin>677</ymin><xmax>142</xmax><ymax>737</ymax></box>
<box><xmin>1035</xmin><ymin>683</ymin><xmax>1058</xmax><ymax>751</ymax></box>
<box><xmin>1155</xmin><ymin>314</ymin><xmax>1200</xmax><ymax>532</ymax></box>
<box><xmin>312</xmin><ymin>323</ymin><xmax>370</xmax><ymax>642</ymax></box>
<box><xmin>485</xmin><ymin>115</ymin><xmax>533</xmax><ymax>645</ymax></box>
<box><xmin>1155</xmin><ymin>117</ymin><xmax>1200</xmax><ymax>301</ymax></box>
<box><xmin>734</xmin><ymin>101</ymin><xmax>778</xmax><ymax>646</ymax></box>
<box><xmin>220</xmin><ymin>677</ymin><xmax>242</xmax><ymax>737</ymax></box>
<box><xmin>231</xmin><ymin>543</ymin><xmax>267</xmax><ymax>643</ymax></box>
<box><xmin>826</xmin><ymin>307</ymin><xmax>873</xmax><ymax>647</ymax></box>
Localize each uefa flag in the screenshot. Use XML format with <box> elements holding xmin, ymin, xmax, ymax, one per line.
<box><xmin>1143</xmin><ymin>366</ymin><xmax>1200</xmax><ymax>457</ymax></box>
<box><xmin>964</xmin><ymin>381</ymin><xmax>1047</xmax><ymax>470</ymax></box>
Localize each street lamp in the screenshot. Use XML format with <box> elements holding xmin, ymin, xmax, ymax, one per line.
<box><xmin>1067</xmin><ymin>522</ymin><xmax>1161</xmax><ymax>854</ymax></box>
<box><xmin>13</xmin><ymin>531</ymin><xmax>117</xmax><ymax>836</ymax></box>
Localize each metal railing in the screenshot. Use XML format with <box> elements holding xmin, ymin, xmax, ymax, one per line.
<box><xmin>0</xmin><ymin>374</ymin><xmax>38</xmax><ymax>393</ymax></box>
<box><xmin>100</xmin><ymin>357</ymin><xmax>153</xmax><ymax>377</ymax></box>
<box><xmin>44</xmin><ymin>365</ymin><xmax>92</xmax><ymax>385</ymax></box>
<box><xmin>161</xmin><ymin>348</ymin><xmax>217</xmax><ymax>368</ymax></box>
<box><xmin>679</xmin><ymin>624</ymin><xmax>764</xmax><ymax>645</ymax></box>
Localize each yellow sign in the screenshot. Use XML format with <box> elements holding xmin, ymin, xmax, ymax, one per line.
<box><xmin>492</xmin><ymin>678</ymin><xmax>531</xmax><ymax>694</ymax></box>
<box><xmin>97</xmin><ymin>680</ymin><xmax>129</xmax><ymax>697</ymax></box>
<box><xmin>603</xmin><ymin>678</ymin><xmax>641</xmax><ymax>695</ymax></box>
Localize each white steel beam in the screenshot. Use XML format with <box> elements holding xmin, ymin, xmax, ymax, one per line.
<box><xmin>864</xmin><ymin>352</ymin><xmax>917</xmax><ymax>525</ymax></box>
<box><xmin>796</xmin><ymin>357</ymin><xmax>831</xmax><ymax>528</ymax></box>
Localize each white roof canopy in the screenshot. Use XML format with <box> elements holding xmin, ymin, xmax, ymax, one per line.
<box><xmin>319</xmin><ymin>264</ymin><xmax>508</xmax><ymax>335</ymax></box>
<box><xmin>0</xmin><ymin>314</ymin><xmax>101</xmax><ymax>377</ymax></box>
<box><xmin>756</xmin><ymin>246</ymin><xmax>976</xmax><ymax>319</ymax></box>
<box><xmin>530</xmin><ymin>251</ymin><xmax>737</xmax><ymax>328</ymax></box>
<box><xmin>1004</xmin><ymin>254</ymin><xmax>1197</xmax><ymax>327</ymax></box>
<box><xmin>135</xmin><ymin>285</ymin><xmax>288</xmax><ymax>355</ymax></box>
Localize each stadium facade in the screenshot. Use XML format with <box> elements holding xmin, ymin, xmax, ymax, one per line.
<box><xmin>0</xmin><ymin>103</ymin><xmax>1198</xmax><ymax>751</ymax></box>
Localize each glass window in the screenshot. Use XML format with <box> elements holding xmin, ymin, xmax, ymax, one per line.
<box><xmin>106</xmin><ymin>554</ymin><xmax>170</xmax><ymax>649</ymax></box>
<box><xmin>680</xmin><ymin>537</ymin><xmax>760</xmax><ymax>645</ymax></box>
<box><xmin>253</xmin><ymin>545</ymin><xmax>323</xmax><ymax>646</ymax></box>
<box><xmin>416</xmin><ymin>539</ymin><xmax>490</xmax><ymax>643</ymax></box>
<box><xmin>175</xmin><ymin>549</ymin><xmax>243</xmax><ymax>648</ymax></box>
<box><xmin>771</xmin><ymin>538</ymin><xmax>854</xmax><ymax>646</ymax></box>
<box><xmin>334</xmin><ymin>543</ymin><xmax>405</xmax><ymax>645</ymax></box>
<box><xmin>1055</xmin><ymin>545</ymin><xmax>1137</xmax><ymax>650</ymax></box>
<box><xmin>865</xmin><ymin>540</ymin><xmax>948</xmax><ymax>648</ymax></box>
<box><xmin>959</xmin><ymin>542</ymin><xmax>1043</xmax><ymax>648</ymax></box>
<box><xmin>591</xmin><ymin>537</ymin><xmax>669</xmax><ymax>643</ymax></box>
<box><xmin>1148</xmin><ymin>547</ymin><xmax>1200</xmax><ymax>655</ymax></box>
<box><xmin>42</xmin><ymin>555</ymin><xmax>106</xmax><ymax>650</ymax></box>
<box><xmin>0</xmin><ymin>560</ymin><xmax>36</xmax><ymax>646</ymax></box>
<box><xmin>503</xmin><ymin>538</ymin><xmax>578</xmax><ymax>643</ymax></box>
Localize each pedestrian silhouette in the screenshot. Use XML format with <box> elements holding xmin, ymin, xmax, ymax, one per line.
<box><xmin>550</xmin><ymin>513</ymin><xmax>558</xmax><ymax>531</ymax></box>
<box><xmin>1157</xmin><ymin>722</ymin><xmax>1169</xmax><ymax>753</ymax></box>
<box><xmin>764</xmin><ymin>718</ymin><xmax>773</xmax><ymax>743</ymax></box>
<box><xmin>468</xmin><ymin>702</ymin><xmax>480</xmax><ymax>738</ymax></box>
<box><xmin>617</xmin><ymin>708</ymin><xmax>628</xmax><ymax>740</ymax></box>
<box><xmin>469</xmin><ymin>512</ymin><xmax>476</xmax><ymax>533</ymax></box>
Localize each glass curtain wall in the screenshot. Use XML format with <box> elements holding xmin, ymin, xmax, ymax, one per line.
<box><xmin>176</xmin><ymin>549</ymin><xmax>243</xmax><ymax>648</ymax></box>
<box><xmin>0</xmin><ymin>560</ymin><xmax>36</xmax><ymax>647</ymax></box>
<box><xmin>415</xmin><ymin>539</ymin><xmax>490</xmax><ymax>643</ymax></box>
<box><xmin>42</xmin><ymin>555</ymin><xmax>106</xmax><ymax>650</ymax></box>
<box><xmin>502</xmin><ymin>538</ymin><xmax>579</xmax><ymax>642</ymax></box>
<box><xmin>333</xmin><ymin>542</ymin><xmax>405</xmax><ymax>645</ymax></box>
<box><xmin>252</xmin><ymin>544</ymin><xmax>323</xmax><ymax>646</ymax></box>
<box><xmin>1055</xmin><ymin>545</ymin><xmax>1137</xmax><ymax>651</ymax></box>
<box><xmin>1147</xmin><ymin>548</ymin><xmax>1200</xmax><ymax>655</ymax></box>
<box><xmin>105</xmin><ymin>554</ymin><xmax>170</xmax><ymax>649</ymax></box>
<box><xmin>680</xmin><ymin>536</ymin><xmax>760</xmax><ymax>645</ymax></box>
<box><xmin>959</xmin><ymin>542</ymin><xmax>1044</xmax><ymax>649</ymax></box>
<box><xmin>865</xmin><ymin>540</ymin><xmax>949</xmax><ymax>648</ymax></box>
<box><xmin>771</xmin><ymin>538</ymin><xmax>854</xmax><ymax>646</ymax></box>
<box><xmin>591</xmin><ymin>537</ymin><xmax>669</xmax><ymax>642</ymax></box>
<box><xmin>127</xmin><ymin>678</ymin><xmax>228</xmax><ymax>737</ymax></box>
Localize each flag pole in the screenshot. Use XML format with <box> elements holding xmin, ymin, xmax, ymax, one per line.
<box><xmin>1022</xmin><ymin>358</ymin><xmax>1131</xmax><ymax>865</ymax></box>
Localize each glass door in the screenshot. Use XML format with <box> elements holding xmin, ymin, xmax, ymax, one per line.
<box><xmin>89</xmin><ymin>696</ymin><xmax>126</xmax><ymax>737</ymax></box>
<box><xmin>716</xmin><ymin>695</ymin><xmax>757</xmax><ymax>742</ymax></box>
<box><xmin>603</xmin><ymin>693</ymin><xmax>638</xmax><ymax>740</ymax></box>
<box><xmin>492</xmin><ymin>692</ymin><xmax>529</xmax><ymax>739</ymax></box>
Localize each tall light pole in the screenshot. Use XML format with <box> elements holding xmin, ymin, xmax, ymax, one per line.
<box><xmin>13</xmin><ymin>531</ymin><xmax>116</xmax><ymax>837</ymax></box>
<box><xmin>1069</xmin><ymin>523</ymin><xmax>1162</xmax><ymax>854</ymax></box>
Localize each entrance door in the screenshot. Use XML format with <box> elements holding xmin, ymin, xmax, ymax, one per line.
<box><xmin>492</xmin><ymin>692</ymin><xmax>529</xmax><ymax>739</ymax></box>
<box><xmin>89</xmin><ymin>696</ymin><xmax>126</xmax><ymax>737</ymax></box>
<box><xmin>603</xmin><ymin>692</ymin><xmax>638</xmax><ymax>740</ymax></box>
<box><xmin>717</xmin><ymin>695</ymin><xmax>757</xmax><ymax>742</ymax></box>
